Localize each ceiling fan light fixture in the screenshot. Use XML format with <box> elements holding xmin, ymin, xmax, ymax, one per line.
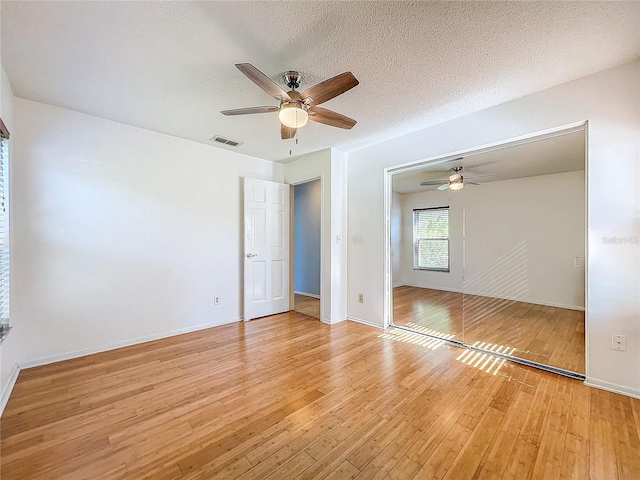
<box><xmin>449</xmin><ymin>172</ymin><xmax>464</xmax><ymax>190</ymax></box>
<box><xmin>279</xmin><ymin>104</ymin><xmax>308</xmax><ymax>129</ymax></box>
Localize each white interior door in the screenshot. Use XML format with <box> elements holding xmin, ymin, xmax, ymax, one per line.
<box><xmin>244</xmin><ymin>177</ymin><xmax>290</xmax><ymax>321</ymax></box>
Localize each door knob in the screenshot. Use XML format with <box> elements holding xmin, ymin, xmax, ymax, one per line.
<box><xmin>246</xmin><ymin>253</ymin><xmax>257</xmax><ymax>258</ymax></box>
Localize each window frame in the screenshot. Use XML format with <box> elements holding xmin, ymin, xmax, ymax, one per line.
<box><xmin>0</xmin><ymin>117</ymin><xmax>10</xmax><ymax>344</ymax></box>
<box><xmin>412</xmin><ymin>206</ymin><xmax>450</xmax><ymax>273</ymax></box>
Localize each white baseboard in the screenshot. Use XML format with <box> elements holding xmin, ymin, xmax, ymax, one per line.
<box><xmin>294</xmin><ymin>291</ymin><xmax>321</xmax><ymax>299</ymax></box>
<box><xmin>1</xmin><ymin>363</ymin><xmax>20</xmax><ymax>417</ymax></box>
<box><xmin>347</xmin><ymin>316</ymin><xmax>385</xmax><ymax>330</ymax></box>
<box><xmin>19</xmin><ymin>317</ymin><xmax>241</xmax><ymax>370</ymax></box>
<box><xmin>584</xmin><ymin>378</ymin><xmax>640</xmax><ymax>400</ymax></box>
<box><xmin>319</xmin><ymin>317</ymin><xmax>349</xmax><ymax>326</ymax></box>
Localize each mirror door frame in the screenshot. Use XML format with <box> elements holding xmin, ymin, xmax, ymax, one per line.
<box><xmin>382</xmin><ymin>121</ymin><xmax>589</xmax><ymax>376</ymax></box>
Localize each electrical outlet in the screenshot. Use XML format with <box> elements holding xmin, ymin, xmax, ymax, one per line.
<box><xmin>612</xmin><ymin>334</ymin><xmax>626</xmax><ymax>351</ymax></box>
<box><xmin>358</xmin><ymin>293</ymin><xmax>364</xmax><ymax>303</ymax></box>
<box><xmin>214</xmin><ymin>296</ymin><xmax>220</xmax><ymax>305</ymax></box>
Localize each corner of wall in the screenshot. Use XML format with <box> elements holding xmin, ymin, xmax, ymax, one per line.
<box><xmin>0</xmin><ymin>362</ymin><xmax>20</xmax><ymax>417</ymax></box>
<box><xmin>330</xmin><ymin>149</ymin><xmax>348</xmax><ymax>322</ymax></box>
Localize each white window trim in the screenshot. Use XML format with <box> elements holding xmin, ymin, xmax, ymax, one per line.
<box><xmin>413</xmin><ymin>207</ymin><xmax>450</xmax><ymax>272</ymax></box>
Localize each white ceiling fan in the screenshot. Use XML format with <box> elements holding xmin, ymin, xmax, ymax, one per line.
<box><xmin>420</xmin><ymin>166</ymin><xmax>494</xmax><ymax>191</ymax></box>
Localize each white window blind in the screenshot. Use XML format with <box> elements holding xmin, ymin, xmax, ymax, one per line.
<box><xmin>0</xmin><ymin>132</ymin><xmax>10</xmax><ymax>343</ymax></box>
<box><xmin>413</xmin><ymin>207</ymin><xmax>450</xmax><ymax>272</ymax></box>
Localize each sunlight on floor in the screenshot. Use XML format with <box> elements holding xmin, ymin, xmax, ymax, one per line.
<box><xmin>457</xmin><ymin>343</ymin><xmax>537</xmax><ymax>386</ymax></box>
<box><xmin>404</xmin><ymin>322</ymin><xmax>456</xmax><ymax>340</ymax></box>
<box><xmin>456</xmin><ymin>348</ymin><xmax>507</xmax><ymax>376</ymax></box>
<box><xmin>380</xmin><ymin>327</ymin><xmax>538</xmax><ymax>386</ymax></box>
<box><xmin>469</xmin><ymin>340</ymin><xmax>517</xmax><ymax>356</ymax></box>
<box><xmin>378</xmin><ymin>328</ymin><xmax>446</xmax><ymax>350</ymax></box>
<box><xmin>458</xmin><ymin>341</ymin><xmax>518</xmax><ymax>375</ymax></box>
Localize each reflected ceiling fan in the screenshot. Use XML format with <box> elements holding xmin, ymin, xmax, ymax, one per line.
<box><xmin>420</xmin><ymin>166</ymin><xmax>495</xmax><ymax>191</ymax></box>
<box><xmin>221</xmin><ymin>63</ymin><xmax>359</xmax><ymax>139</ymax></box>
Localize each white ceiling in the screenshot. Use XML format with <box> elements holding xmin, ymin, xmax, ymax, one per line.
<box><xmin>392</xmin><ymin>130</ymin><xmax>585</xmax><ymax>194</ymax></box>
<box><xmin>1</xmin><ymin>1</ymin><xmax>638</xmax><ymax>162</ymax></box>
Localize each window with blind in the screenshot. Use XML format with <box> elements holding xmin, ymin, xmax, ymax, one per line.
<box><xmin>0</xmin><ymin>119</ymin><xmax>10</xmax><ymax>344</ymax></box>
<box><xmin>413</xmin><ymin>207</ymin><xmax>450</xmax><ymax>272</ymax></box>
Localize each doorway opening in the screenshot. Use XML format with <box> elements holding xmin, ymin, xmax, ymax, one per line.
<box><xmin>292</xmin><ymin>179</ymin><xmax>321</xmax><ymax>319</ymax></box>
<box><xmin>385</xmin><ymin>123</ymin><xmax>587</xmax><ymax>379</ymax></box>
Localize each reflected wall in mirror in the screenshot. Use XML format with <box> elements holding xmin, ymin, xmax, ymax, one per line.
<box><xmin>391</xmin><ymin>128</ymin><xmax>586</xmax><ymax>376</ymax></box>
<box><xmin>392</xmin><ymin>160</ymin><xmax>465</xmax><ymax>343</ymax></box>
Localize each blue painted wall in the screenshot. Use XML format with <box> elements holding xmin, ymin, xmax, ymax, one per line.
<box><xmin>294</xmin><ymin>180</ymin><xmax>321</xmax><ymax>296</ymax></box>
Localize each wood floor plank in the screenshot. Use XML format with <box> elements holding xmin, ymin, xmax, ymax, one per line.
<box><xmin>1</xmin><ymin>311</ymin><xmax>638</xmax><ymax>479</ymax></box>
<box><xmin>393</xmin><ymin>286</ymin><xmax>585</xmax><ymax>373</ymax></box>
<box><xmin>443</xmin><ymin>407</ymin><xmax>505</xmax><ymax>480</ymax></box>
<box><xmin>589</xmin><ymin>388</ymin><xmax>619</xmax><ymax>480</ymax></box>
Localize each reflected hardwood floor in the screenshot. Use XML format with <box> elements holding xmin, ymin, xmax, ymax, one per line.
<box><xmin>393</xmin><ymin>286</ymin><xmax>585</xmax><ymax>374</ymax></box>
<box><xmin>2</xmin><ymin>313</ymin><xmax>638</xmax><ymax>479</ymax></box>
<box><xmin>294</xmin><ymin>293</ymin><xmax>320</xmax><ymax>319</ymax></box>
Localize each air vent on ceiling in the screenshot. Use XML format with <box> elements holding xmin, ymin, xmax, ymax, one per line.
<box><xmin>210</xmin><ymin>135</ymin><xmax>242</xmax><ymax>147</ymax></box>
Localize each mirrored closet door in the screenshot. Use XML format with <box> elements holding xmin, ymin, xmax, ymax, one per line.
<box><xmin>391</xmin><ymin>127</ymin><xmax>586</xmax><ymax>377</ymax></box>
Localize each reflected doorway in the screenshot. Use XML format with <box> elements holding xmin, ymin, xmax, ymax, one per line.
<box><xmin>292</xmin><ymin>179</ymin><xmax>321</xmax><ymax>319</ymax></box>
<box><xmin>390</xmin><ymin>126</ymin><xmax>586</xmax><ymax>377</ymax></box>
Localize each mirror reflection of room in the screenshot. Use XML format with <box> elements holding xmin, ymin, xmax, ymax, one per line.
<box><xmin>391</xmin><ymin>129</ymin><xmax>586</xmax><ymax>375</ymax></box>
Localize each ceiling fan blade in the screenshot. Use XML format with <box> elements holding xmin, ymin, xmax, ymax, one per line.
<box><xmin>236</xmin><ymin>63</ymin><xmax>291</xmax><ymax>101</ymax></box>
<box><xmin>281</xmin><ymin>124</ymin><xmax>297</xmax><ymax>140</ymax></box>
<box><xmin>466</xmin><ymin>182</ymin><xmax>481</xmax><ymax>185</ymax></box>
<box><xmin>465</xmin><ymin>173</ymin><xmax>495</xmax><ymax>180</ymax></box>
<box><xmin>221</xmin><ymin>106</ymin><xmax>279</xmax><ymax>116</ymax></box>
<box><xmin>437</xmin><ymin>184</ymin><xmax>450</xmax><ymax>191</ymax></box>
<box><xmin>308</xmin><ymin>107</ymin><xmax>356</xmax><ymax>129</ymax></box>
<box><xmin>301</xmin><ymin>72</ymin><xmax>359</xmax><ymax>106</ymax></box>
<box><xmin>420</xmin><ymin>179</ymin><xmax>449</xmax><ymax>186</ymax></box>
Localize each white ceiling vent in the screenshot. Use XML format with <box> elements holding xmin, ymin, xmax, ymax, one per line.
<box><xmin>210</xmin><ymin>135</ymin><xmax>242</xmax><ymax>147</ymax></box>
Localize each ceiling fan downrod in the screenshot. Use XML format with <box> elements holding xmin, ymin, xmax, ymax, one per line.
<box><xmin>283</xmin><ymin>71</ymin><xmax>303</xmax><ymax>90</ymax></box>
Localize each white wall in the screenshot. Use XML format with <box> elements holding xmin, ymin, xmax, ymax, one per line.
<box><xmin>284</xmin><ymin>148</ymin><xmax>347</xmax><ymax>324</ymax></box>
<box><xmin>293</xmin><ymin>180</ymin><xmax>321</xmax><ymax>296</ymax></box>
<box><xmin>6</xmin><ymin>98</ymin><xmax>284</xmax><ymax>376</ymax></box>
<box><xmin>329</xmin><ymin>149</ymin><xmax>348</xmax><ymax>324</ymax></box>
<box><xmin>348</xmin><ymin>60</ymin><xmax>640</xmax><ymax>397</ymax></box>
<box><xmin>396</xmin><ymin>171</ymin><xmax>586</xmax><ymax>310</ymax></box>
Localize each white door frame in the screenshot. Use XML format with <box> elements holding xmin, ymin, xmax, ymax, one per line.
<box><xmin>382</xmin><ymin>121</ymin><xmax>589</xmax><ymax>345</ymax></box>
<box><xmin>289</xmin><ymin>176</ymin><xmax>324</xmax><ymax>320</ymax></box>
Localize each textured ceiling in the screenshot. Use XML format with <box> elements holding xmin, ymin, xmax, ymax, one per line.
<box><xmin>392</xmin><ymin>130</ymin><xmax>585</xmax><ymax>194</ymax></box>
<box><xmin>1</xmin><ymin>1</ymin><xmax>638</xmax><ymax>162</ymax></box>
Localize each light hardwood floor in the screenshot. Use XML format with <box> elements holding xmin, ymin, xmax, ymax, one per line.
<box><xmin>294</xmin><ymin>294</ymin><xmax>320</xmax><ymax>319</ymax></box>
<box><xmin>393</xmin><ymin>286</ymin><xmax>585</xmax><ymax>374</ymax></box>
<box><xmin>2</xmin><ymin>312</ymin><xmax>637</xmax><ymax>479</ymax></box>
